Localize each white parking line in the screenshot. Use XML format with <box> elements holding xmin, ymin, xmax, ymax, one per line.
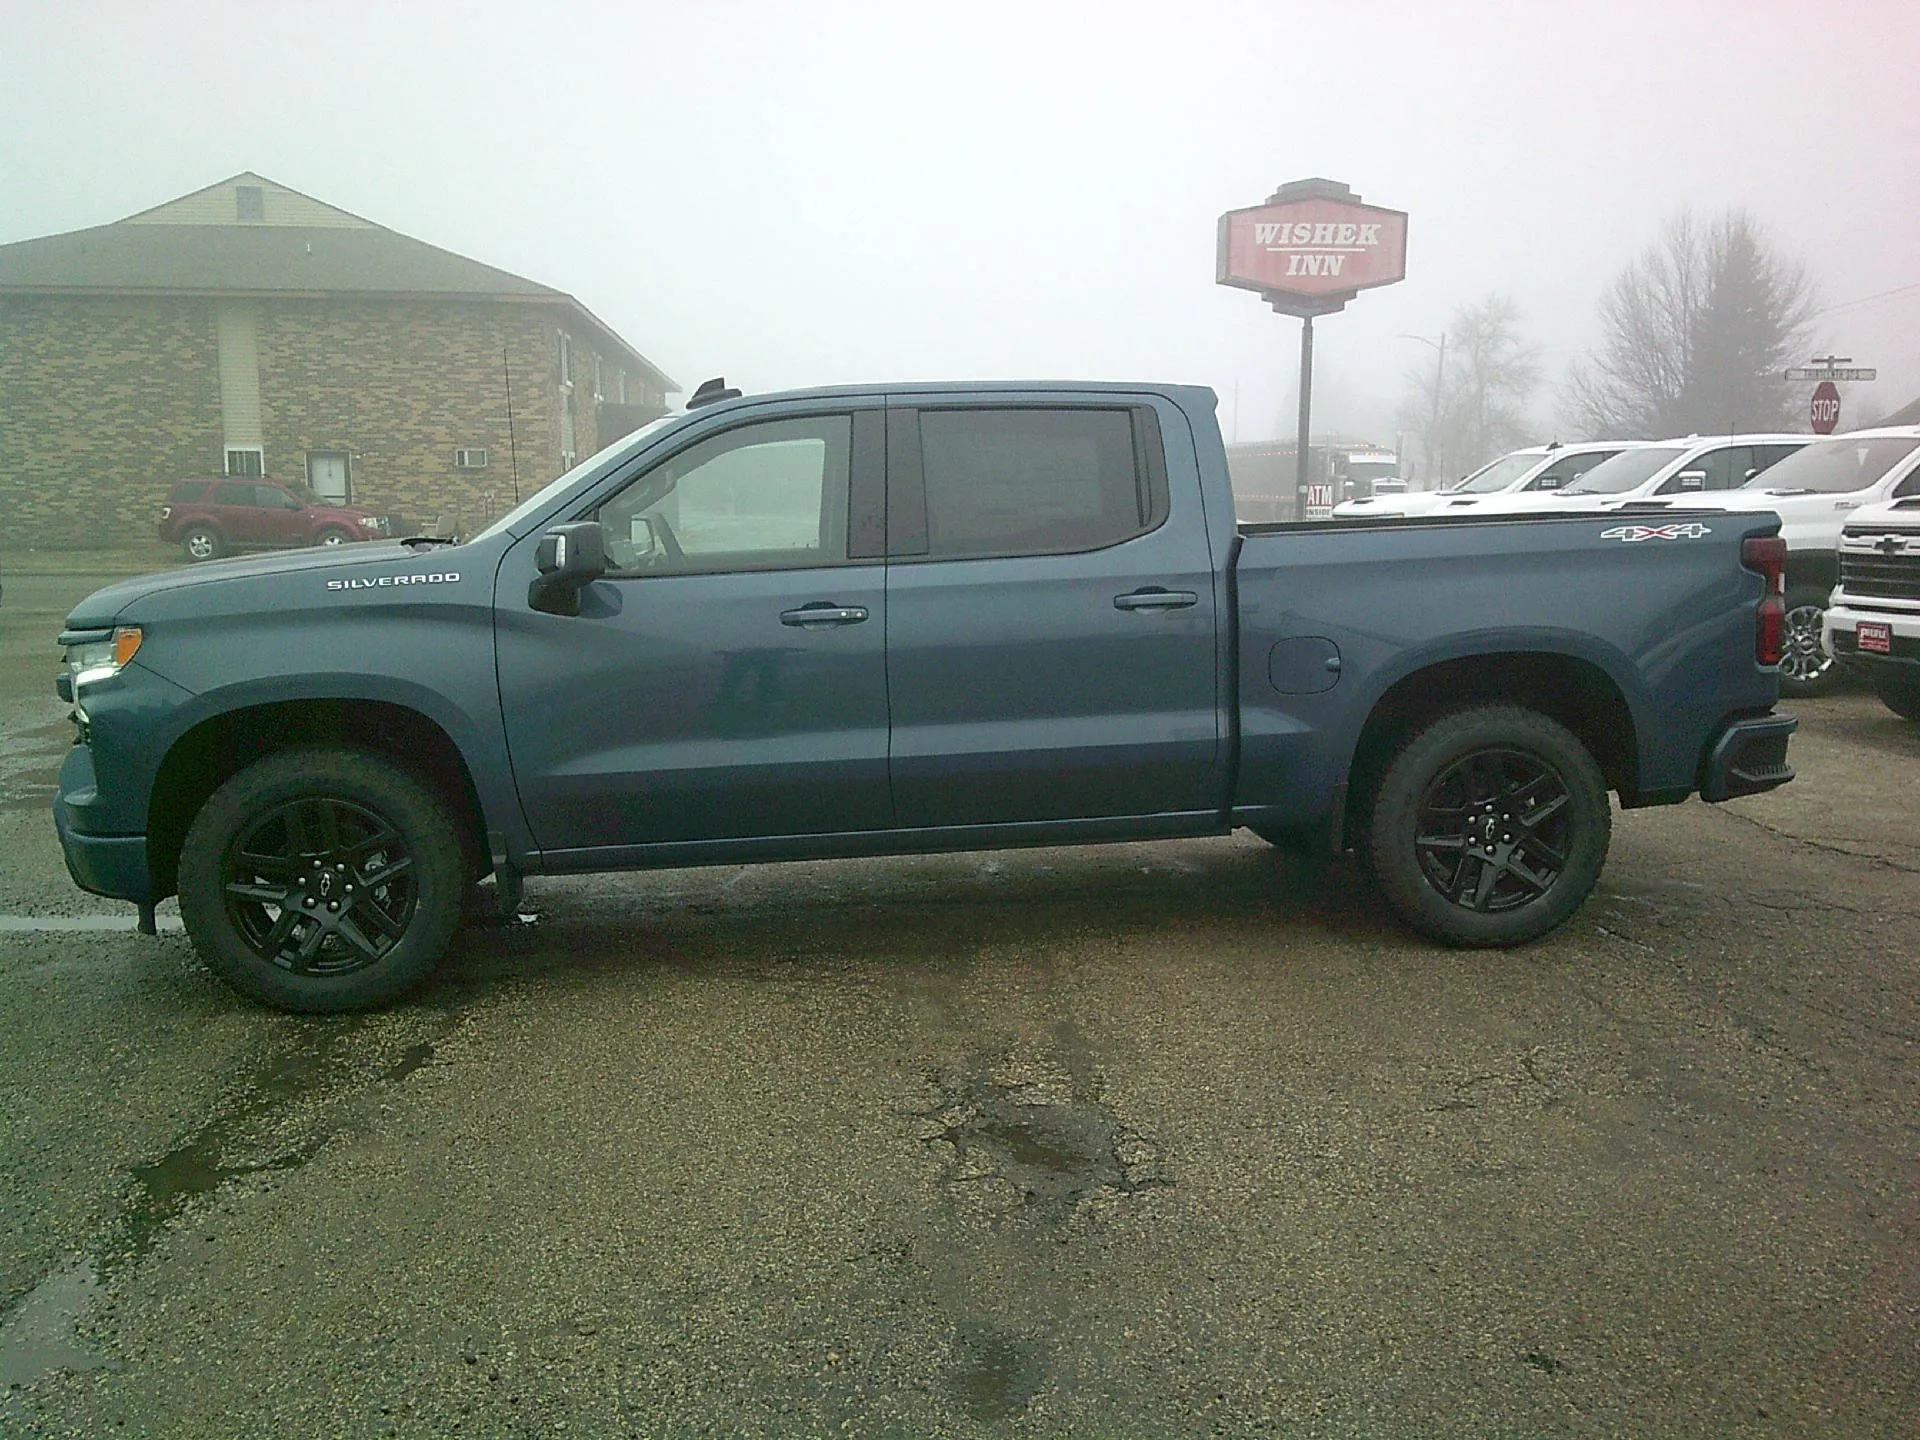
<box><xmin>0</xmin><ymin>914</ymin><xmax>183</xmax><ymax>934</ymax></box>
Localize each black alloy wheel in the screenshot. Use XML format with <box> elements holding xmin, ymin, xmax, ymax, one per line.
<box><xmin>1362</xmin><ymin>705</ymin><xmax>1610</xmax><ymax>948</ymax></box>
<box><xmin>1413</xmin><ymin>749</ymin><xmax>1571</xmax><ymax>915</ymax></box>
<box><xmin>178</xmin><ymin>747</ymin><xmax>464</xmax><ymax>1011</ymax></box>
<box><xmin>221</xmin><ymin>797</ymin><xmax>416</xmax><ymax>976</ymax></box>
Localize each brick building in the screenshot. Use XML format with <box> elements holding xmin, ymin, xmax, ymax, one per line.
<box><xmin>0</xmin><ymin>173</ymin><xmax>676</xmax><ymax>545</ymax></box>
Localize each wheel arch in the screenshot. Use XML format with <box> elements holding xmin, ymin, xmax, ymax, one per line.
<box><xmin>1341</xmin><ymin>646</ymin><xmax>1643</xmax><ymax>845</ymax></box>
<box><xmin>147</xmin><ymin>695</ymin><xmax>491</xmax><ymax>898</ymax></box>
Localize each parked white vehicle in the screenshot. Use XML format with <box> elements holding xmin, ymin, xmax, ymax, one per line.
<box><xmin>1648</xmin><ymin>428</ymin><xmax>1920</xmax><ymax>695</ymax></box>
<box><xmin>1332</xmin><ymin>441</ymin><xmax>1634</xmax><ymax>519</ymax></box>
<box><xmin>1824</xmin><ymin>491</ymin><xmax>1920</xmax><ymax>719</ymax></box>
<box><xmin>1461</xmin><ymin>433</ymin><xmax>1809</xmax><ymax>518</ymax></box>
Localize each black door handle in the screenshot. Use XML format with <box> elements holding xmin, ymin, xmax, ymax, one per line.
<box><xmin>1113</xmin><ymin>589</ymin><xmax>1199</xmax><ymax>612</ymax></box>
<box><xmin>780</xmin><ymin>603</ymin><xmax>869</xmax><ymax>628</ymax></box>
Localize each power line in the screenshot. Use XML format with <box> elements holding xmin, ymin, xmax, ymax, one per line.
<box><xmin>1813</xmin><ymin>279</ymin><xmax>1920</xmax><ymax>317</ymax></box>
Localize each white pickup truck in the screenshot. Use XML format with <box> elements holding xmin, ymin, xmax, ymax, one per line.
<box><xmin>1635</xmin><ymin>428</ymin><xmax>1920</xmax><ymax>696</ymax></box>
<box><xmin>1332</xmin><ymin>441</ymin><xmax>1632</xmax><ymax>519</ymax></box>
<box><xmin>1824</xmin><ymin>493</ymin><xmax>1920</xmax><ymax>719</ymax></box>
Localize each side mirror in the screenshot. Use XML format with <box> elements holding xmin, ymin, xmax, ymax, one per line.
<box><xmin>1676</xmin><ymin>469</ymin><xmax>1708</xmax><ymax>491</ymax></box>
<box><xmin>531</xmin><ymin>521</ymin><xmax>608</xmax><ymax>614</ymax></box>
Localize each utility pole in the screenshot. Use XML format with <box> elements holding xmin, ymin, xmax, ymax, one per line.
<box><xmin>1400</xmin><ymin>332</ymin><xmax>1447</xmax><ymax>487</ymax></box>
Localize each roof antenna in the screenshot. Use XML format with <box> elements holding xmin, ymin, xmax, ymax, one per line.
<box><xmin>687</xmin><ymin>376</ymin><xmax>742</xmax><ymax>408</ymax></box>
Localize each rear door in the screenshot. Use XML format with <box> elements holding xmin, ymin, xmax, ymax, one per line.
<box><xmin>882</xmin><ymin>394</ymin><xmax>1222</xmax><ymax>827</ymax></box>
<box><xmin>210</xmin><ymin>481</ymin><xmax>267</xmax><ymax>545</ymax></box>
<box><xmin>255</xmin><ymin>483</ymin><xmax>309</xmax><ymax>545</ymax></box>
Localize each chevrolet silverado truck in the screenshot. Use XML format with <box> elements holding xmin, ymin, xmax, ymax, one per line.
<box><xmin>54</xmin><ymin>380</ymin><xmax>1797</xmax><ymax>1012</ymax></box>
<box><xmin>1823</xmin><ymin>493</ymin><xmax>1920</xmax><ymax>719</ymax></box>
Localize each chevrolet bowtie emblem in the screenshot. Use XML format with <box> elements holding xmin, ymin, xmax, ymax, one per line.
<box><xmin>1876</xmin><ymin>535</ymin><xmax>1905</xmax><ymax>556</ymax></box>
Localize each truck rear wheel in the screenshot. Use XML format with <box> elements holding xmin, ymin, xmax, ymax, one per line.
<box><xmin>1363</xmin><ymin>706</ymin><xmax>1610</xmax><ymax>948</ymax></box>
<box><xmin>177</xmin><ymin>747</ymin><xmax>465</xmax><ymax>1012</ymax></box>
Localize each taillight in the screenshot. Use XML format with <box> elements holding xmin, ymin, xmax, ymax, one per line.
<box><xmin>1742</xmin><ymin>535</ymin><xmax>1787</xmax><ymax>667</ymax></box>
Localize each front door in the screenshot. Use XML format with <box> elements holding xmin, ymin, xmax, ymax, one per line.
<box><xmin>496</xmin><ymin>405</ymin><xmax>892</xmax><ymax>856</ymax></box>
<box><xmin>308</xmin><ymin>452</ymin><xmax>350</xmax><ymax>504</ymax></box>
<box><xmin>882</xmin><ymin>398</ymin><xmax>1222</xmax><ymax>828</ymax></box>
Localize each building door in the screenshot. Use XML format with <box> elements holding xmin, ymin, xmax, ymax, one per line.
<box><xmin>308</xmin><ymin>452</ymin><xmax>350</xmax><ymax>504</ymax></box>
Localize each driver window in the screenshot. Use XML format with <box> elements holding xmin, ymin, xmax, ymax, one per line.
<box><xmin>598</xmin><ymin>415</ymin><xmax>851</xmax><ymax>575</ymax></box>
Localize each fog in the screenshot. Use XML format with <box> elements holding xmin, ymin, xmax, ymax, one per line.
<box><xmin>5</xmin><ymin>0</ymin><xmax>1917</xmax><ymax>441</ymax></box>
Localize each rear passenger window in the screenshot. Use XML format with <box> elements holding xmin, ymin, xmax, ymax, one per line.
<box><xmin>211</xmin><ymin>483</ymin><xmax>254</xmax><ymax>506</ymax></box>
<box><xmin>915</xmin><ymin>408</ymin><xmax>1161</xmax><ymax>560</ymax></box>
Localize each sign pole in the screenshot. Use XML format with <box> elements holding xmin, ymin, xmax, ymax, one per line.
<box><xmin>1296</xmin><ymin>315</ymin><xmax>1314</xmax><ymax>522</ymax></box>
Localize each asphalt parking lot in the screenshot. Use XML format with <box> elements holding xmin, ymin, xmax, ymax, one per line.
<box><xmin>0</xmin><ymin>563</ymin><xmax>1915</xmax><ymax>1439</ymax></box>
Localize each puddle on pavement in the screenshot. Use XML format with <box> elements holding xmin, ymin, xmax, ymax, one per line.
<box><xmin>0</xmin><ymin>1261</ymin><xmax>118</xmax><ymax>1388</ymax></box>
<box><xmin>0</xmin><ymin>913</ymin><xmax>184</xmax><ymax>934</ymax></box>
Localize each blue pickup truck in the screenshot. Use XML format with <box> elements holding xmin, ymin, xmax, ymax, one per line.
<box><xmin>54</xmin><ymin>381</ymin><xmax>1796</xmax><ymax>1011</ymax></box>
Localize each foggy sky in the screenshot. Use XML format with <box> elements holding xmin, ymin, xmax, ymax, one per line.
<box><xmin>5</xmin><ymin>0</ymin><xmax>1918</xmax><ymax>445</ymax></box>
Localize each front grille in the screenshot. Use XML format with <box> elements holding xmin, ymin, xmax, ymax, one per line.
<box><xmin>1838</xmin><ymin>550</ymin><xmax>1920</xmax><ymax>601</ymax></box>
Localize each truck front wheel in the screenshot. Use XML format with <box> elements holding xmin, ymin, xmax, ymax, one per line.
<box><xmin>1779</xmin><ymin>588</ymin><xmax>1841</xmax><ymax>697</ymax></box>
<box><xmin>1363</xmin><ymin>706</ymin><xmax>1610</xmax><ymax>948</ymax></box>
<box><xmin>177</xmin><ymin>747</ymin><xmax>466</xmax><ymax>1012</ymax></box>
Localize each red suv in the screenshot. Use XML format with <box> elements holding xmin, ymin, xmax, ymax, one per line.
<box><xmin>159</xmin><ymin>479</ymin><xmax>388</xmax><ymax>561</ymax></box>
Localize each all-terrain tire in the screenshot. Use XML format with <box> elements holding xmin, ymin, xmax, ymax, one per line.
<box><xmin>177</xmin><ymin>747</ymin><xmax>465</xmax><ymax>1012</ymax></box>
<box><xmin>1363</xmin><ymin>705</ymin><xmax>1610</xmax><ymax>948</ymax></box>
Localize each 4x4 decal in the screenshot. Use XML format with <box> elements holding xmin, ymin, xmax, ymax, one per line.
<box><xmin>1600</xmin><ymin>523</ymin><xmax>1713</xmax><ymax>542</ymax></box>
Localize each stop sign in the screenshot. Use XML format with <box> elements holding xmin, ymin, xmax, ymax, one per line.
<box><xmin>1810</xmin><ymin>381</ymin><xmax>1841</xmax><ymax>435</ymax></box>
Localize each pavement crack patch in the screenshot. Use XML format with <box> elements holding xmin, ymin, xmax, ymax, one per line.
<box><xmin>915</xmin><ymin>1052</ymin><xmax>1169</xmax><ymax>1219</ymax></box>
<box><xmin>1717</xmin><ymin>807</ymin><xmax>1920</xmax><ymax>875</ymax></box>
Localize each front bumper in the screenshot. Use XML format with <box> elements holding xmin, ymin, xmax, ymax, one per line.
<box><xmin>1699</xmin><ymin>712</ymin><xmax>1797</xmax><ymax>803</ymax></box>
<box><xmin>53</xmin><ymin>745</ymin><xmax>153</xmax><ymax>903</ymax></box>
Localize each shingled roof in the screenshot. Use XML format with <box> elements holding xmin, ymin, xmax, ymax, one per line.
<box><xmin>0</xmin><ymin>172</ymin><xmax>674</xmax><ymax>390</ymax></box>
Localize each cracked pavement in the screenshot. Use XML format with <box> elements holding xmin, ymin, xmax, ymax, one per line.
<box><xmin>0</xmin><ymin>566</ymin><xmax>1915</xmax><ymax>1437</ymax></box>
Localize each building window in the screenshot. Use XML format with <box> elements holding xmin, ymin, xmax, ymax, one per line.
<box><xmin>558</xmin><ymin>332</ymin><xmax>573</xmax><ymax>390</ymax></box>
<box><xmin>616</xmin><ymin>368</ymin><xmax>628</xmax><ymax>405</ymax></box>
<box><xmin>225</xmin><ymin>445</ymin><xmax>265</xmax><ymax>478</ymax></box>
<box><xmin>593</xmin><ymin>354</ymin><xmax>603</xmax><ymax>401</ymax></box>
<box><xmin>560</xmin><ymin>394</ymin><xmax>577</xmax><ymax>469</ymax></box>
<box><xmin>235</xmin><ymin>185</ymin><xmax>265</xmax><ymax>222</ymax></box>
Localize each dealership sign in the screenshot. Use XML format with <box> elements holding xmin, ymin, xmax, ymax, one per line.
<box><xmin>1217</xmin><ymin>181</ymin><xmax>1408</xmax><ymax>315</ymax></box>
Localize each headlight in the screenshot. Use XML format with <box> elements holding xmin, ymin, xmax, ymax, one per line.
<box><xmin>67</xmin><ymin>626</ymin><xmax>143</xmax><ymax>690</ymax></box>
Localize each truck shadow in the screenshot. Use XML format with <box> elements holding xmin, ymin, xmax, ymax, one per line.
<box><xmin>431</xmin><ymin>837</ymin><xmax>1404</xmax><ymax>998</ymax></box>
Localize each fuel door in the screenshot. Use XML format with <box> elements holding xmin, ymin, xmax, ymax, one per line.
<box><xmin>1268</xmin><ymin>636</ymin><xmax>1342</xmax><ymax>695</ymax></box>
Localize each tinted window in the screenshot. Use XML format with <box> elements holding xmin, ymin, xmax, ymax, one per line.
<box><xmin>211</xmin><ymin>483</ymin><xmax>255</xmax><ymax>506</ymax></box>
<box><xmin>1530</xmin><ymin>449</ymin><xmax>1618</xmax><ymax>490</ymax></box>
<box><xmin>1753</xmin><ymin>444</ymin><xmax>1802</xmax><ymax>474</ymax></box>
<box><xmin>917</xmin><ymin>408</ymin><xmax>1154</xmax><ymax>559</ymax></box>
<box><xmin>255</xmin><ymin>484</ymin><xmax>297</xmax><ymax>508</ymax></box>
<box><xmin>1564</xmin><ymin>446</ymin><xmax>1688</xmax><ymax>494</ymax></box>
<box><xmin>1662</xmin><ymin>446</ymin><xmax>1751</xmax><ymax>493</ymax></box>
<box><xmin>598</xmin><ymin>415</ymin><xmax>851</xmax><ymax>575</ymax></box>
<box><xmin>168</xmin><ymin>481</ymin><xmax>208</xmax><ymax>502</ymax></box>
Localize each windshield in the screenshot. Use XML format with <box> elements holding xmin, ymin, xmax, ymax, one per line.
<box><xmin>1563</xmin><ymin>445</ymin><xmax>1687</xmax><ymax>494</ymax></box>
<box><xmin>467</xmin><ymin>415</ymin><xmax>684</xmax><ymax>542</ymax></box>
<box><xmin>1451</xmin><ymin>453</ymin><xmax>1544</xmax><ymax>494</ymax></box>
<box><xmin>1738</xmin><ymin>435</ymin><xmax>1920</xmax><ymax>494</ymax></box>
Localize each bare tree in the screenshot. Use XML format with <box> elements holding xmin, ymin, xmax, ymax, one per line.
<box><xmin>1399</xmin><ymin>295</ymin><xmax>1542</xmax><ymax>483</ymax></box>
<box><xmin>1564</xmin><ymin>210</ymin><xmax>1817</xmax><ymax>437</ymax></box>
